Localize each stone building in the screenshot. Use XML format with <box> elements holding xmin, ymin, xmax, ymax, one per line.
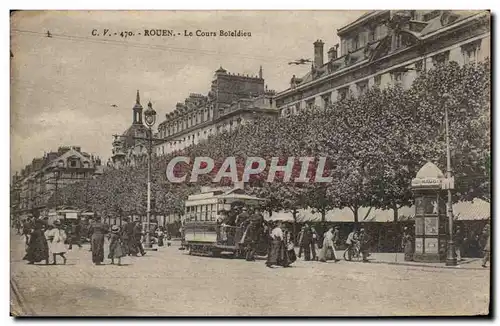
<box><xmin>154</xmin><ymin>66</ymin><xmax>278</xmax><ymax>156</ymax></box>
<box><xmin>276</xmin><ymin>10</ymin><xmax>490</xmax><ymax>115</ymax></box>
<box><xmin>110</xmin><ymin>90</ymin><xmax>152</xmax><ymax>168</ymax></box>
<box><xmin>11</xmin><ymin>146</ymin><xmax>103</xmax><ymax>218</ymax></box>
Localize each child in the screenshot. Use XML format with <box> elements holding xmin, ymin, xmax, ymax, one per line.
<box><xmin>108</xmin><ymin>225</ymin><xmax>125</xmax><ymax>265</ymax></box>
<box><xmin>45</xmin><ymin>220</ymin><xmax>67</xmax><ymax>265</ymax></box>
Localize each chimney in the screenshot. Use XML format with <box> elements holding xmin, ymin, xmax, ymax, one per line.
<box><xmin>327</xmin><ymin>44</ymin><xmax>339</xmax><ymax>61</ymax></box>
<box><xmin>313</xmin><ymin>40</ymin><xmax>324</xmax><ymax>68</ymax></box>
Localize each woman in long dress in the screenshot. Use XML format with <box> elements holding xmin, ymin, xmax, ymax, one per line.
<box><xmin>108</xmin><ymin>225</ymin><xmax>125</xmax><ymax>265</ymax></box>
<box><xmin>318</xmin><ymin>226</ymin><xmax>338</xmax><ymax>262</ymax></box>
<box><xmin>402</xmin><ymin>227</ymin><xmax>414</xmax><ymax>261</ymax></box>
<box><xmin>45</xmin><ymin>220</ymin><xmax>68</xmax><ymax>265</ymax></box>
<box><xmin>23</xmin><ymin>219</ymin><xmax>49</xmax><ymax>265</ymax></box>
<box><xmin>266</xmin><ymin>222</ymin><xmax>291</xmax><ymax>268</ymax></box>
<box><xmin>89</xmin><ymin>215</ymin><xmax>108</xmax><ymax>265</ymax></box>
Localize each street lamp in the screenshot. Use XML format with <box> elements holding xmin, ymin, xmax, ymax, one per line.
<box><xmin>144</xmin><ymin>101</ymin><xmax>157</xmax><ymax>250</ymax></box>
<box><xmin>443</xmin><ymin>93</ymin><xmax>457</xmax><ymax>266</ymax></box>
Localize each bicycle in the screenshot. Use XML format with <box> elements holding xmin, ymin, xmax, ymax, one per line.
<box><xmin>343</xmin><ymin>243</ymin><xmax>362</xmax><ymax>261</ymax></box>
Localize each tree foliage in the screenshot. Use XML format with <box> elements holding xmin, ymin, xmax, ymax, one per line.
<box><xmin>53</xmin><ymin>60</ymin><xmax>490</xmax><ymax>220</ymax></box>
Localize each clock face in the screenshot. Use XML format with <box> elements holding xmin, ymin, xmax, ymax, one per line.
<box><xmin>144</xmin><ymin>114</ymin><xmax>155</xmax><ymax>126</ymax></box>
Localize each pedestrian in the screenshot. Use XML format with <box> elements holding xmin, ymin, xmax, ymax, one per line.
<box><xmin>454</xmin><ymin>226</ymin><xmax>464</xmax><ymax>262</ymax></box>
<box><xmin>300</xmin><ymin>224</ymin><xmax>314</xmax><ymax>261</ymax></box>
<box><xmin>156</xmin><ymin>226</ymin><xmax>165</xmax><ymax>247</ymax></box>
<box><xmin>121</xmin><ymin>217</ymin><xmax>135</xmax><ymax>256</ymax></box>
<box><xmin>68</xmin><ymin>217</ymin><xmax>82</xmax><ymax>250</ymax></box>
<box><xmin>89</xmin><ymin>214</ymin><xmax>108</xmax><ymax>265</ymax></box>
<box><xmin>481</xmin><ymin>224</ymin><xmax>490</xmax><ymax>268</ymax></box>
<box><xmin>319</xmin><ymin>226</ymin><xmax>339</xmax><ymax>262</ymax></box>
<box><xmin>402</xmin><ymin>227</ymin><xmax>414</xmax><ymax>261</ymax></box>
<box><xmin>108</xmin><ymin>225</ymin><xmax>125</xmax><ymax>266</ymax></box>
<box><xmin>133</xmin><ymin>220</ymin><xmax>146</xmax><ymax>256</ymax></box>
<box><xmin>284</xmin><ymin>226</ymin><xmax>297</xmax><ymax>264</ymax></box>
<box><xmin>266</xmin><ymin>221</ymin><xmax>291</xmax><ymax>268</ymax></box>
<box><xmin>45</xmin><ymin>220</ymin><xmax>68</xmax><ymax>265</ymax></box>
<box><xmin>311</xmin><ymin>227</ymin><xmax>319</xmax><ymax>261</ymax></box>
<box><xmin>345</xmin><ymin>228</ymin><xmax>359</xmax><ymax>260</ymax></box>
<box><xmin>358</xmin><ymin>228</ymin><xmax>370</xmax><ymax>262</ymax></box>
<box><xmin>22</xmin><ymin>217</ymin><xmax>33</xmax><ymax>246</ymax></box>
<box><xmin>23</xmin><ymin>219</ymin><xmax>49</xmax><ymax>265</ymax></box>
<box><xmin>243</xmin><ymin>207</ymin><xmax>264</xmax><ymax>261</ymax></box>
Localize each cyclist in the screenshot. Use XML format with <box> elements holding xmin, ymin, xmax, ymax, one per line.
<box><xmin>345</xmin><ymin>228</ymin><xmax>359</xmax><ymax>260</ymax></box>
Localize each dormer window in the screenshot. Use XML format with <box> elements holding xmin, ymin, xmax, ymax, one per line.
<box><xmin>432</xmin><ymin>51</ymin><xmax>450</xmax><ymax>66</ymax></box>
<box><xmin>338</xmin><ymin>87</ymin><xmax>349</xmax><ymax>101</ymax></box>
<box><xmin>462</xmin><ymin>41</ymin><xmax>481</xmax><ymax>65</ymax></box>
<box><xmin>306</xmin><ymin>99</ymin><xmax>315</xmax><ymax>110</ymax></box>
<box><xmin>356</xmin><ymin>80</ymin><xmax>368</xmax><ymax>96</ymax></box>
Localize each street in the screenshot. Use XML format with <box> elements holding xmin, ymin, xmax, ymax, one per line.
<box><xmin>10</xmin><ymin>233</ymin><xmax>490</xmax><ymax>316</ymax></box>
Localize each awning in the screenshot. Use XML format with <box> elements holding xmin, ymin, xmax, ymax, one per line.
<box><xmin>261</xmin><ymin>199</ymin><xmax>490</xmax><ymax>223</ymax></box>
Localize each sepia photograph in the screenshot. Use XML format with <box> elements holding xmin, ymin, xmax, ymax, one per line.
<box><xmin>9</xmin><ymin>9</ymin><xmax>491</xmax><ymax>317</ymax></box>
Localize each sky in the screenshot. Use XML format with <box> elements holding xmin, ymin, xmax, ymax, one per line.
<box><xmin>10</xmin><ymin>10</ymin><xmax>367</xmax><ymax>176</ymax></box>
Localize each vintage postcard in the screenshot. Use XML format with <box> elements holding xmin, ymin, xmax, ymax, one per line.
<box><xmin>10</xmin><ymin>10</ymin><xmax>491</xmax><ymax>317</ymax></box>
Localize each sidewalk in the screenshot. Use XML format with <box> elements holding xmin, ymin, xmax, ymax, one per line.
<box><xmin>357</xmin><ymin>252</ymin><xmax>486</xmax><ymax>270</ymax></box>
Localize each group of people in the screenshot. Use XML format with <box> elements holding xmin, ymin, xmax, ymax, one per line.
<box><xmin>23</xmin><ymin>218</ymin><xmax>68</xmax><ymax>265</ymax></box>
<box><xmin>401</xmin><ymin>224</ymin><xmax>491</xmax><ymax>267</ymax></box>
<box><xmin>19</xmin><ymin>214</ymin><xmax>168</xmax><ymax>266</ymax></box>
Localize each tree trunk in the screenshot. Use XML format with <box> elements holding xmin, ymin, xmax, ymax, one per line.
<box><xmin>351</xmin><ymin>206</ymin><xmax>359</xmax><ymax>224</ymax></box>
<box><xmin>321</xmin><ymin>208</ymin><xmax>326</xmax><ymax>223</ymax></box>
<box><xmin>393</xmin><ymin>202</ymin><xmax>398</xmax><ymax>222</ymax></box>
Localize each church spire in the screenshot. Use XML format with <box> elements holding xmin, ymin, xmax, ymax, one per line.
<box><xmin>133</xmin><ymin>90</ymin><xmax>143</xmax><ymax>124</ymax></box>
<box><xmin>259</xmin><ymin>65</ymin><xmax>263</xmax><ymax>79</ymax></box>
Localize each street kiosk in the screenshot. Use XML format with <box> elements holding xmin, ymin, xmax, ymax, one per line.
<box><xmin>411</xmin><ymin>162</ymin><xmax>448</xmax><ymax>262</ymax></box>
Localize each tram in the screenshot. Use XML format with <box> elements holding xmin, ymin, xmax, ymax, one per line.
<box><xmin>182</xmin><ymin>187</ymin><xmax>268</xmax><ymax>258</ymax></box>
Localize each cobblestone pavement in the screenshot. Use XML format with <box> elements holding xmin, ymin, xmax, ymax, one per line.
<box><xmin>10</xmin><ymin>233</ymin><xmax>490</xmax><ymax>316</ymax></box>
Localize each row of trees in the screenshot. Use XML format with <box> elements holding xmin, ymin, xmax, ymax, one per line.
<box><xmin>51</xmin><ymin>60</ymin><xmax>490</xmax><ymax>222</ymax></box>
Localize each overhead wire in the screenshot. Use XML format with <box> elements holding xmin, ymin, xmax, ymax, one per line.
<box><xmin>11</xmin><ymin>29</ymin><xmax>294</xmax><ymax>64</ymax></box>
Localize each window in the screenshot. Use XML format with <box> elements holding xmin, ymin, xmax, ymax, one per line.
<box><xmin>321</xmin><ymin>93</ymin><xmax>331</xmax><ymax>108</ymax></box>
<box><xmin>374</xmin><ymin>75</ymin><xmax>382</xmax><ymax>87</ymax></box>
<box><xmin>356</xmin><ymin>80</ymin><xmax>368</xmax><ymax>96</ymax></box>
<box><xmin>368</xmin><ymin>28</ymin><xmax>376</xmax><ymax>42</ymax></box>
<box><xmin>338</xmin><ymin>87</ymin><xmax>349</xmax><ymax>101</ymax></box>
<box><xmin>462</xmin><ymin>41</ymin><xmax>481</xmax><ymax>65</ymax></box>
<box><xmin>69</xmin><ymin>160</ymin><xmax>77</xmax><ymax>168</ymax></box>
<box><xmin>353</xmin><ymin>35</ymin><xmax>359</xmax><ymax>50</ymax></box>
<box><xmin>391</xmin><ymin>71</ymin><xmax>404</xmax><ymax>85</ymax></box>
<box><xmin>306</xmin><ymin>99</ymin><xmax>315</xmax><ymax>110</ymax></box>
<box><xmin>415</xmin><ymin>60</ymin><xmax>423</xmax><ymax>73</ymax></box>
<box><xmin>341</xmin><ymin>39</ymin><xmax>347</xmax><ymax>56</ymax></box>
<box><xmin>432</xmin><ymin>51</ymin><xmax>449</xmax><ymax>66</ymax></box>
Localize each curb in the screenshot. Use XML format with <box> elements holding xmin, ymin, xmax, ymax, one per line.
<box><xmin>367</xmin><ymin>258</ymin><xmax>487</xmax><ymax>271</ymax></box>
<box><xmin>10</xmin><ymin>278</ymin><xmax>36</xmax><ymax>316</ymax></box>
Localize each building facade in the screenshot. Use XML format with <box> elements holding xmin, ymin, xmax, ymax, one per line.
<box><xmin>154</xmin><ymin>66</ymin><xmax>278</xmax><ymax>156</ymax></box>
<box><xmin>11</xmin><ymin>146</ymin><xmax>103</xmax><ymax>218</ymax></box>
<box><xmin>276</xmin><ymin>10</ymin><xmax>490</xmax><ymax>115</ymax></box>
<box><xmin>110</xmin><ymin>90</ymin><xmax>152</xmax><ymax>168</ymax></box>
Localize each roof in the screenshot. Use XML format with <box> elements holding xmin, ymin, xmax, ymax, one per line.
<box><xmin>415</xmin><ymin>162</ymin><xmax>444</xmax><ymax>179</ymax></box>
